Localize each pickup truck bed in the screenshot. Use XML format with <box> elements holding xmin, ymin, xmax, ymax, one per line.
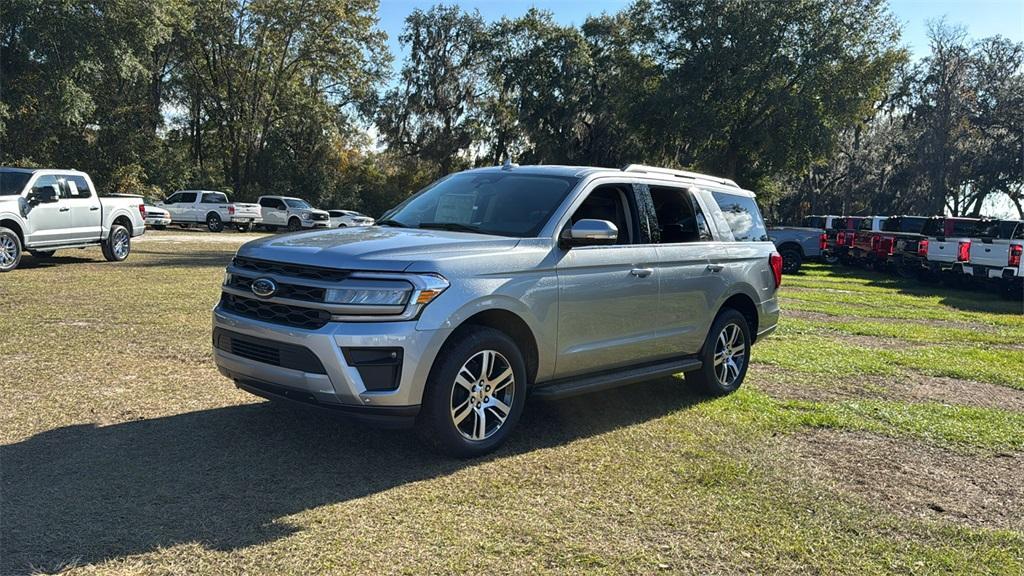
<box><xmin>768</xmin><ymin>226</ymin><xmax>826</xmax><ymax>273</ymax></box>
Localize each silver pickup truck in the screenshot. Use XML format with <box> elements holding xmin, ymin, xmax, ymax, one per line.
<box><xmin>767</xmin><ymin>226</ymin><xmax>827</xmax><ymax>273</ymax></box>
<box><xmin>213</xmin><ymin>164</ymin><xmax>781</xmax><ymax>457</ymax></box>
<box><xmin>0</xmin><ymin>168</ymin><xmax>146</xmax><ymax>272</ymax></box>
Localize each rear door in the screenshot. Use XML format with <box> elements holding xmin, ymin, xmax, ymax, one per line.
<box><xmin>644</xmin><ymin>183</ymin><xmax>721</xmax><ymax>355</ymax></box>
<box><xmin>24</xmin><ymin>175</ymin><xmax>72</xmax><ymax>246</ymax></box>
<box><xmin>555</xmin><ymin>182</ymin><xmax>661</xmax><ymax>377</ymax></box>
<box><xmin>63</xmin><ymin>173</ymin><xmax>102</xmax><ymax>242</ymax></box>
<box><xmin>199</xmin><ymin>192</ymin><xmax>229</xmax><ymax>223</ymax></box>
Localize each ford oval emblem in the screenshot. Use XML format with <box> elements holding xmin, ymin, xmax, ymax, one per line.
<box><xmin>251</xmin><ymin>277</ymin><xmax>278</xmax><ymax>298</ymax></box>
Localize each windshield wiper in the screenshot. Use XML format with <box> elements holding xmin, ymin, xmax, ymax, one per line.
<box><xmin>418</xmin><ymin>222</ymin><xmax>482</xmax><ymax>233</ymax></box>
<box><xmin>376</xmin><ymin>219</ymin><xmax>408</xmax><ymax>228</ymax></box>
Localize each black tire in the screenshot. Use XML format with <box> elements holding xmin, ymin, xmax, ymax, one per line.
<box><xmin>101</xmin><ymin>224</ymin><xmax>131</xmax><ymax>262</ymax></box>
<box><xmin>206</xmin><ymin>212</ymin><xmax>224</xmax><ymax>233</ymax></box>
<box><xmin>29</xmin><ymin>250</ymin><xmax>55</xmax><ymax>259</ymax></box>
<box><xmin>1000</xmin><ymin>279</ymin><xmax>1023</xmax><ymax>302</ymax></box>
<box><xmin>823</xmin><ymin>253</ymin><xmax>839</xmax><ymax>265</ymax></box>
<box><xmin>287</xmin><ymin>217</ymin><xmax>302</xmax><ymax>232</ymax></box>
<box><xmin>778</xmin><ymin>246</ymin><xmax>802</xmax><ymax>274</ymax></box>
<box><xmin>684</xmin><ymin>308</ymin><xmax>751</xmax><ymax>396</ymax></box>
<box><xmin>152</xmin><ymin>225</ymin><xmax>166</xmax><ymax>230</ymax></box>
<box><xmin>416</xmin><ymin>327</ymin><xmax>527</xmax><ymax>458</ymax></box>
<box><xmin>0</xmin><ymin>226</ymin><xmax>22</xmax><ymax>272</ymax></box>
<box><xmin>237</xmin><ymin>223</ymin><xmax>253</xmax><ymax>233</ymax></box>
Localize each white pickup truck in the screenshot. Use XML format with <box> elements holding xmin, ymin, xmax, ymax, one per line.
<box><xmin>158</xmin><ymin>190</ymin><xmax>263</xmax><ymax>232</ymax></box>
<box><xmin>0</xmin><ymin>168</ymin><xmax>146</xmax><ymax>272</ymax></box>
<box><xmin>962</xmin><ymin>219</ymin><xmax>1024</xmax><ymax>298</ymax></box>
<box><xmin>921</xmin><ymin>217</ymin><xmax>981</xmax><ymax>280</ymax></box>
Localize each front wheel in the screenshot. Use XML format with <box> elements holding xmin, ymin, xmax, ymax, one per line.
<box><xmin>416</xmin><ymin>327</ymin><xmax>527</xmax><ymax>458</ymax></box>
<box><xmin>0</xmin><ymin>227</ymin><xmax>22</xmax><ymax>272</ymax></box>
<box><xmin>207</xmin><ymin>213</ymin><xmax>224</xmax><ymax>233</ymax></box>
<box><xmin>101</xmin><ymin>224</ymin><xmax>131</xmax><ymax>262</ymax></box>
<box><xmin>287</xmin><ymin>217</ymin><xmax>302</xmax><ymax>232</ymax></box>
<box><xmin>684</xmin><ymin>309</ymin><xmax>751</xmax><ymax>396</ymax></box>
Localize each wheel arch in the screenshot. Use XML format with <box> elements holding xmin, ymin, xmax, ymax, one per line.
<box><xmin>775</xmin><ymin>241</ymin><xmax>803</xmax><ymax>256</ymax></box>
<box><xmin>206</xmin><ymin>211</ymin><xmax>222</xmax><ymax>221</ymax></box>
<box><xmin>438</xmin><ymin>305</ymin><xmax>542</xmax><ymax>385</ymax></box>
<box><xmin>715</xmin><ymin>290</ymin><xmax>760</xmax><ymax>344</ymax></box>
<box><xmin>0</xmin><ymin>217</ymin><xmax>25</xmax><ymax>243</ymax></box>
<box><xmin>112</xmin><ymin>214</ymin><xmax>133</xmax><ymax>235</ymax></box>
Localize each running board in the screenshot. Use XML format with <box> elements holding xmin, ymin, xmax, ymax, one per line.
<box><xmin>531</xmin><ymin>357</ymin><xmax>702</xmax><ymax>400</ymax></box>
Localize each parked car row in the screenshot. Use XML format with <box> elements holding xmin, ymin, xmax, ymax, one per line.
<box><xmin>151</xmin><ymin>191</ymin><xmax>374</xmax><ymax>233</ymax></box>
<box><xmin>799</xmin><ymin>213</ymin><xmax>1023</xmax><ymax>299</ymax></box>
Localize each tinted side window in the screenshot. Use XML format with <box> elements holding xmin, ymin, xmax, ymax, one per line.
<box><xmin>650</xmin><ymin>185</ymin><xmax>711</xmax><ymax>243</ymax></box>
<box><xmin>202</xmin><ymin>192</ymin><xmax>228</xmax><ymax>204</ymax></box>
<box><xmin>711</xmin><ymin>192</ymin><xmax>768</xmax><ymax>242</ymax></box>
<box><xmin>569</xmin><ymin>184</ymin><xmax>636</xmax><ymax>245</ymax></box>
<box><xmin>178</xmin><ymin>192</ymin><xmax>198</xmax><ymax>203</ymax></box>
<box><xmin>65</xmin><ymin>175</ymin><xmax>92</xmax><ymax>198</ymax></box>
<box><xmin>32</xmin><ymin>175</ymin><xmax>61</xmax><ymax>197</ymax></box>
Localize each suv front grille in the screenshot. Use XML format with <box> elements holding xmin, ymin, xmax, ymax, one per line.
<box><xmin>312</xmin><ymin>213</ymin><xmax>329</xmax><ymax>221</ymax></box>
<box><xmin>232</xmin><ymin>257</ymin><xmax>351</xmax><ymax>282</ymax></box>
<box><xmin>220</xmin><ymin>293</ymin><xmax>330</xmax><ymax>329</ymax></box>
<box><xmin>227</xmin><ymin>275</ymin><xmax>326</xmax><ymax>302</ymax></box>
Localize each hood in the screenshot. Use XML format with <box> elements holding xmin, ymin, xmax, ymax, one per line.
<box><xmin>236</xmin><ymin>226</ymin><xmax>520</xmax><ymax>272</ymax></box>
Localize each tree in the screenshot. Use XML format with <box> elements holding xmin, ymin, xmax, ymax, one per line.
<box><xmin>376</xmin><ymin>5</ymin><xmax>488</xmax><ymax>175</ymax></box>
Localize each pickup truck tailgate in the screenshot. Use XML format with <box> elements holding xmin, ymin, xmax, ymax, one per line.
<box><xmin>233</xmin><ymin>203</ymin><xmax>262</xmax><ymax>219</ymax></box>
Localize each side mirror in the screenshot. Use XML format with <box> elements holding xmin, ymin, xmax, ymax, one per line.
<box><xmin>560</xmin><ymin>219</ymin><xmax>619</xmax><ymax>248</ymax></box>
<box><xmin>28</xmin><ymin>187</ymin><xmax>59</xmax><ymax>204</ymax></box>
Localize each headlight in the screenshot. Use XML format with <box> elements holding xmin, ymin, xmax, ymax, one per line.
<box><xmin>301</xmin><ymin>212</ymin><xmax>311</xmax><ymax>220</ymax></box>
<box><xmin>325</xmin><ymin>280</ymin><xmax>411</xmax><ymax>306</ymax></box>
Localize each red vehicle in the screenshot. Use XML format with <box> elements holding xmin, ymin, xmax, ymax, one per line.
<box><xmin>847</xmin><ymin>216</ymin><xmax>889</xmax><ymax>267</ymax></box>
<box><xmin>825</xmin><ymin>216</ymin><xmax>865</xmax><ymax>264</ymax></box>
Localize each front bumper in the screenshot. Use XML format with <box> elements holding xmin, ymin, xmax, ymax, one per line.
<box><xmin>212</xmin><ymin>305</ymin><xmax>453</xmax><ymax>422</ymax></box>
<box><xmin>302</xmin><ymin>220</ymin><xmax>330</xmax><ymax>228</ymax></box>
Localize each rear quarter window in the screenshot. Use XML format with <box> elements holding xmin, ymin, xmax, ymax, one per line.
<box><xmin>711</xmin><ymin>191</ymin><xmax>768</xmax><ymax>242</ymax></box>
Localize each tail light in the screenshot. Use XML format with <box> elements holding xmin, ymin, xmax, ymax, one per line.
<box><xmin>769</xmin><ymin>252</ymin><xmax>783</xmax><ymax>288</ymax></box>
<box><xmin>870</xmin><ymin>236</ymin><xmax>880</xmax><ymax>251</ymax></box>
<box><xmin>228</xmin><ymin>206</ymin><xmax>236</xmax><ymax>215</ymax></box>
<box><xmin>1009</xmin><ymin>245</ymin><xmax>1022</xmax><ymax>268</ymax></box>
<box><xmin>880</xmin><ymin>236</ymin><xmax>895</xmax><ymax>256</ymax></box>
<box><xmin>836</xmin><ymin>232</ymin><xmax>846</xmax><ymax>246</ymax></box>
<box><xmin>957</xmin><ymin>241</ymin><xmax>970</xmax><ymax>262</ymax></box>
<box><xmin>819</xmin><ymin>232</ymin><xmax>828</xmax><ymax>251</ymax></box>
<box><xmin>917</xmin><ymin>239</ymin><xmax>929</xmax><ymax>257</ymax></box>
<box><xmin>138</xmin><ymin>204</ymin><xmax>146</xmax><ymax>218</ymax></box>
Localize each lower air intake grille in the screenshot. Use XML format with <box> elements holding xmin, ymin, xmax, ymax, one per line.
<box><xmin>213</xmin><ymin>328</ymin><xmax>327</xmax><ymax>374</ymax></box>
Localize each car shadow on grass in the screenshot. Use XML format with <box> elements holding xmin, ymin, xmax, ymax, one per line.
<box><xmin>1</xmin><ymin>377</ymin><xmax>708</xmax><ymax>574</ymax></box>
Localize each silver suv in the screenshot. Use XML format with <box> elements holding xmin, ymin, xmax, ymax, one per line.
<box><xmin>213</xmin><ymin>164</ymin><xmax>782</xmax><ymax>456</ymax></box>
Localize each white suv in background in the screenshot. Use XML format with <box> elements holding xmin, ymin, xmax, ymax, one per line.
<box><xmin>257</xmin><ymin>196</ymin><xmax>331</xmax><ymax>231</ymax></box>
<box><xmin>328</xmin><ymin>210</ymin><xmax>375</xmax><ymax>228</ymax></box>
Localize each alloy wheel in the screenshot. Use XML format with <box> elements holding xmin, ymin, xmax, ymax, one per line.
<box><xmin>0</xmin><ymin>234</ymin><xmax>17</xmax><ymax>269</ymax></box>
<box><xmin>713</xmin><ymin>323</ymin><xmax>746</xmax><ymax>387</ymax></box>
<box><xmin>113</xmin><ymin>229</ymin><xmax>130</xmax><ymax>259</ymax></box>
<box><xmin>449</xmin><ymin>350</ymin><xmax>515</xmax><ymax>441</ymax></box>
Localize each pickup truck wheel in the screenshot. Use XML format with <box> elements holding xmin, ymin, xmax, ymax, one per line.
<box><xmin>237</xmin><ymin>223</ymin><xmax>252</xmax><ymax>233</ymax></box>
<box><xmin>206</xmin><ymin>213</ymin><xmax>224</xmax><ymax>233</ymax></box>
<box><xmin>417</xmin><ymin>327</ymin><xmax>527</xmax><ymax>458</ymax></box>
<box><xmin>101</xmin><ymin>224</ymin><xmax>132</xmax><ymax>262</ymax></box>
<box><xmin>779</xmin><ymin>247</ymin><xmax>802</xmax><ymax>274</ymax></box>
<box><xmin>287</xmin><ymin>217</ymin><xmax>302</xmax><ymax>232</ymax></box>
<box><xmin>0</xmin><ymin>227</ymin><xmax>22</xmax><ymax>272</ymax></box>
<box><xmin>685</xmin><ymin>309</ymin><xmax>751</xmax><ymax>396</ymax></box>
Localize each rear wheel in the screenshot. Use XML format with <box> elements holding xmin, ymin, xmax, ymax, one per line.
<box><xmin>207</xmin><ymin>213</ymin><xmax>224</xmax><ymax>233</ymax></box>
<box><xmin>0</xmin><ymin>227</ymin><xmax>22</xmax><ymax>272</ymax></box>
<box><xmin>101</xmin><ymin>224</ymin><xmax>131</xmax><ymax>262</ymax></box>
<box><xmin>778</xmin><ymin>246</ymin><xmax>802</xmax><ymax>274</ymax></box>
<box><xmin>685</xmin><ymin>309</ymin><xmax>751</xmax><ymax>396</ymax></box>
<box><xmin>417</xmin><ymin>327</ymin><xmax>527</xmax><ymax>458</ymax></box>
<box><xmin>287</xmin><ymin>217</ymin><xmax>302</xmax><ymax>232</ymax></box>
<box><xmin>237</xmin><ymin>223</ymin><xmax>252</xmax><ymax>233</ymax></box>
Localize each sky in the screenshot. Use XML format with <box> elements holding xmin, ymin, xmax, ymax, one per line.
<box><xmin>378</xmin><ymin>0</ymin><xmax>1024</xmax><ymax>66</ymax></box>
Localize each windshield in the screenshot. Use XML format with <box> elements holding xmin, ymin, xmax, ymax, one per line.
<box><xmin>381</xmin><ymin>172</ymin><xmax>579</xmax><ymax>237</ymax></box>
<box><xmin>0</xmin><ymin>170</ymin><xmax>32</xmax><ymax>196</ymax></box>
<box><xmin>284</xmin><ymin>199</ymin><xmax>312</xmax><ymax>209</ymax></box>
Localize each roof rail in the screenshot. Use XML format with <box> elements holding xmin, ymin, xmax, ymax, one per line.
<box><xmin>621</xmin><ymin>164</ymin><xmax>739</xmax><ymax>188</ymax></box>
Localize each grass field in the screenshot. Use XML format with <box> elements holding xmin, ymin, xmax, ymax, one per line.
<box><xmin>2</xmin><ymin>231</ymin><xmax>1023</xmax><ymax>575</ymax></box>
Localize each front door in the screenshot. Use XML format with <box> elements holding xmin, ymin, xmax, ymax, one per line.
<box><xmin>260</xmin><ymin>198</ymin><xmax>287</xmax><ymax>227</ymax></box>
<box><xmin>24</xmin><ymin>175</ymin><xmax>72</xmax><ymax>246</ymax></box>
<box><xmin>555</xmin><ymin>183</ymin><xmax>662</xmax><ymax>377</ymax></box>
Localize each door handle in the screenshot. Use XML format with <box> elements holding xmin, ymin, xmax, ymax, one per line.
<box><xmin>58</xmin><ymin>207</ymin><xmax>70</xmax><ymax>212</ymax></box>
<box><xmin>629</xmin><ymin>268</ymin><xmax>653</xmax><ymax>278</ymax></box>
<box><xmin>706</xmin><ymin>264</ymin><xmax>725</xmax><ymax>272</ymax></box>
<box><xmin>90</xmin><ymin>206</ymin><xmax>100</xmax><ymax>211</ymax></box>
